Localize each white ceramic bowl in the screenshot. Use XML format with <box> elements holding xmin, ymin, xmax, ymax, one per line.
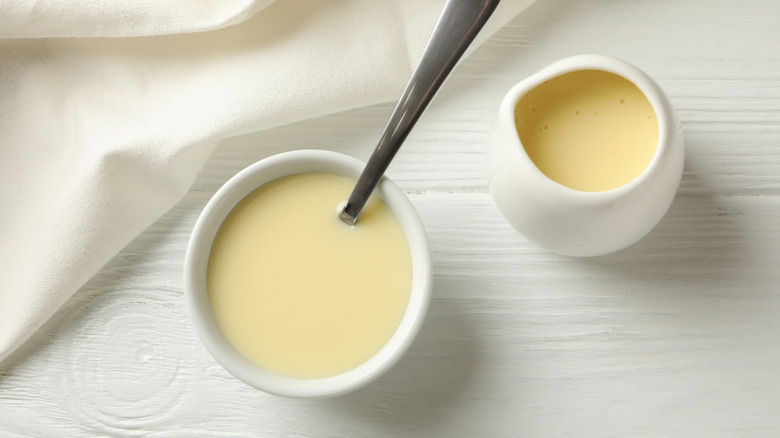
<box><xmin>487</xmin><ymin>54</ymin><xmax>685</xmax><ymax>257</ymax></box>
<box><xmin>184</xmin><ymin>150</ymin><xmax>431</xmax><ymax>398</ymax></box>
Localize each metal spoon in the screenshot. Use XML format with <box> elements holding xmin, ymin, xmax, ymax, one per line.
<box><xmin>339</xmin><ymin>0</ymin><xmax>501</xmax><ymax>226</ymax></box>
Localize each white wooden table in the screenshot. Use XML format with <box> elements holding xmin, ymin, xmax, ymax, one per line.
<box><xmin>3</xmin><ymin>0</ymin><xmax>780</xmax><ymax>435</ymax></box>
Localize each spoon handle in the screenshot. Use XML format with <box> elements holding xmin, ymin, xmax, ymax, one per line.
<box><xmin>340</xmin><ymin>0</ymin><xmax>501</xmax><ymax>225</ymax></box>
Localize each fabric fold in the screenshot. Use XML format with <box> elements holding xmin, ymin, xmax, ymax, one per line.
<box><xmin>0</xmin><ymin>0</ymin><xmax>535</xmax><ymax>364</ymax></box>
<box><xmin>0</xmin><ymin>0</ymin><xmax>277</xmax><ymax>38</ymax></box>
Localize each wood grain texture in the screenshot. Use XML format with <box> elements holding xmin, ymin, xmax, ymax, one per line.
<box><xmin>3</xmin><ymin>0</ymin><xmax>780</xmax><ymax>436</ymax></box>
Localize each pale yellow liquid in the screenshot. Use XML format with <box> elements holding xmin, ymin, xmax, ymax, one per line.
<box><xmin>515</xmin><ymin>70</ymin><xmax>658</xmax><ymax>192</ymax></box>
<box><xmin>207</xmin><ymin>173</ymin><xmax>412</xmax><ymax>379</ymax></box>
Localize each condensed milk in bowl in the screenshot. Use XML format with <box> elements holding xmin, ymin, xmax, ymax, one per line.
<box><xmin>487</xmin><ymin>54</ymin><xmax>684</xmax><ymax>257</ymax></box>
<box><xmin>184</xmin><ymin>150</ymin><xmax>431</xmax><ymax>398</ymax></box>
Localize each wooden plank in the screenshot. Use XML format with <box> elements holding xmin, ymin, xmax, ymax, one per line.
<box><xmin>3</xmin><ymin>0</ymin><xmax>780</xmax><ymax>435</ymax></box>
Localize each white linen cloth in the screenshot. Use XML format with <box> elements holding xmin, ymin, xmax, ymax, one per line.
<box><xmin>0</xmin><ymin>0</ymin><xmax>535</xmax><ymax>363</ymax></box>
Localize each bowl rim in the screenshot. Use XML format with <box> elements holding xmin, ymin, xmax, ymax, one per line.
<box><xmin>183</xmin><ymin>149</ymin><xmax>432</xmax><ymax>398</ymax></box>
